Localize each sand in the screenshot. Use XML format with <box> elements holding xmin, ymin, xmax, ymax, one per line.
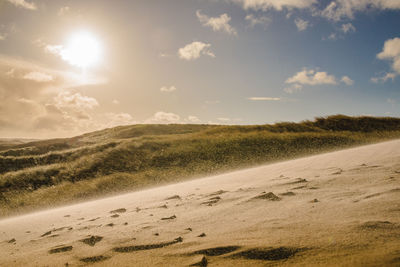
<box><xmin>1</xmin><ymin>140</ymin><xmax>400</xmax><ymax>266</ymax></box>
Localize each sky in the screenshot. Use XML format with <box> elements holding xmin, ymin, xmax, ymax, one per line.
<box><xmin>0</xmin><ymin>0</ymin><xmax>399</xmax><ymax>139</ymax></box>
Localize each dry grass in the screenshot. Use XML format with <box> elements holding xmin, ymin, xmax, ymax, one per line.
<box><xmin>1</xmin><ymin>115</ymin><xmax>400</xmax><ymax>216</ymax></box>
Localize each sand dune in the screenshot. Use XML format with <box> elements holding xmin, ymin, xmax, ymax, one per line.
<box><xmin>1</xmin><ymin>140</ymin><xmax>400</xmax><ymax>266</ymax></box>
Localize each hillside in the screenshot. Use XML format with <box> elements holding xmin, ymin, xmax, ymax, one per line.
<box><xmin>1</xmin><ymin>115</ymin><xmax>400</xmax><ymax>216</ymax></box>
<box><xmin>1</xmin><ymin>139</ymin><xmax>399</xmax><ymax>266</ymax></box>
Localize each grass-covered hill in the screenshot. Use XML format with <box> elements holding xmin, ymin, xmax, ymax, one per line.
<box><xmin>1</xmin><ymin>115</ymin><xmax>400</xmax><ymax>216</ymax></box>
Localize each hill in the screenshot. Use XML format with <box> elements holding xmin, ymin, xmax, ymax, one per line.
<box><xmin>1</xmin><ymin>115</ymin><xmax>400</xmax><ymax>216</ymax></box>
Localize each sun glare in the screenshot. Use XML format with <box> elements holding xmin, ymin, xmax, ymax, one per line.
<box><xmin>61</xmin><ymin>31</ymin><xmax>102</xmax><ymax>68</ymax></box>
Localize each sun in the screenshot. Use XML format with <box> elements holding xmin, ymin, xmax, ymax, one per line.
<box><xmin>61</xmin><ymin>31</ymin><xmax>102</xmax><ymax>68</ymax></box>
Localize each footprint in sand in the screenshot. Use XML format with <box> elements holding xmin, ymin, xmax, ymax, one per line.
<box><xmin>80</xmin><ymin>255</ymin><xmax>110</xmax><ymax>263</ymax></box>
<box><xmin>229</xmin><ymin>247</ymin><xmax>306</xmax><ymax>261</ymax></box>
<box><xmin>80</xmin><ymin>235</ymin><xmax>103</xmax><ymax>246</ymax></box>
<box><xmin>252</xmin><ymin>192</ymin><xmax>281</xmax><ymax>201</ymax></box>
<box><xmin>113</xmin><ymin>237</ymin><xmax>183</xmax><ymax>253</ymax></box>
<box><xmin>165</xmin><ymin>195</ymin><xmax>181</xmax><ymax>200</ymax></box>
<box><xmin>207</xmin><ymin>190</ymin><xmax>228</xmax><ymax>197</ymax></box>
<box><xmin>201</xmin><ymin>196</ymin><xmax>221</xmax><ymax>206</ymax></box>
<box><xmin>110</xmin><ymin>208</ymin><xmax>127</xmax><ymax>214</ymax></box>
<box><xmin>48</xmin><ymin>245</ymin><xmax>73</xmax><ymax>254</ymax></box>
<box><xmin>191</xmin><ymin>246</ymin><xmax>241</xmax><ymax>256</ymax></box>
<box><xmin>161</xmin><ymin>215</ymin><xmax>176</xmax><ymax>220</ymax></box>
<box><xmin>280</xmin><ymin>191</ymin><xmax>296</xmax><ymax>196</ymax></box>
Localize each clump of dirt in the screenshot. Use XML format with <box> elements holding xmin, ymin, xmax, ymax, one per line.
<box><xmin>190</xmin><ymin>256</ymin><xmax>208</xmax><ymax>266</ymax></box>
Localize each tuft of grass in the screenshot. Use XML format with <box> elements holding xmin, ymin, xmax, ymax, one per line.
<box><xmin>1</xmin><ymin>115</ymin><xmax>400</xmax><ymax>216</ymax></box>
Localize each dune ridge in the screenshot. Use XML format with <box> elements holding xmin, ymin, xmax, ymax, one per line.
<box><xmin>0</xmin><ymin>139</ymin><xmax>400</xmax><ymax>266</ymax></box>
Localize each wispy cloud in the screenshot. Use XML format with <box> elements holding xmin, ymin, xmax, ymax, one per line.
<box><xmin>196</xmin><ymin>10</ymin><xmax>237</xmax><ymax>36</ymax></box>
<box><xmin>248</xmin><ymin>97</ymin><xmax>281</xmax><ymax>101</ymax></box>
<box><xmin>160</xmin><ymin>86</ymin><xmax>177</xmax><ymax>93</ymax></box>
<box><xmin>234</xmin><ymin>0</ymin><xmax>316</xmax><ymax>11</ymax></box>
<box><xmin>371</xmin><ymin>72</ymin><xmax>396</xmax><ymax>83</ymax></box>
<box><xmin>341</xmin><ymin>23</ymin><xmax>356</xmax><ymax>33</ymax></box>
<box><xmin>178</xmin><ymin>41</ymin><xmax>215</xmax><ymax>60</ymax></box>
<box><xmin>319</xmin><ymin>0</ymin><xmax>400</xmax><ymax>21</ymax></box>
<box><xmin>6</xmin><ymin>0</ymin><xmax>37</xmax><ymax>10</ymax></box>
<box><xmin>23</xmin><ymin>71</ymin><xmax>54</xmax><ymax>82</ymax></box>
<box><xmin>340</xmin><ymin>75</ymin><xmax>354</xmax><ymax>85</ymax></box>
<box><xmin>294</xmin><ymin>18</ymin><xmax>309</xmax><ymax>31</ymax></box>
<box><xmin>245</xmin><ymin>14</ymin><xmax>271</xmax><ymax>28</ymax></box>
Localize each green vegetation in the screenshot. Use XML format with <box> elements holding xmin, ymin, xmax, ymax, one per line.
<box><xmin>1</xmin><ymin>115</ymin><xmax>400</xmax><ymax>216</ymax></box>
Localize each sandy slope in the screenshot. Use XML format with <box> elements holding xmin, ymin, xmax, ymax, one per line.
<box><xmin>1</xmin><ymin>140</ymin><xmax>400</xmax><ymax>267</ymax></box>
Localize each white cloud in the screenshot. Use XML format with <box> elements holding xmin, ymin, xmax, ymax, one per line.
<box><xmin>112</xmin><ymin>99</ymin><xmax>120</xmax><ymax>104</ymax></box>
<box><xmin>286</xmin><ymin>68</ymin><xmax>337</xmax><ymax>86</ymax></box>
<box><xmin>145</xmin><ymin>111</ymin><xmax>181</xmax><ymax>124</ymax></box>
<box><xmin>377</xmin><ymin>37</ymin><xmax>400</xmax><ymax>74</ymax></box>
<box><xmin>23</xmin><ymin>71</ymin><xmax>54</xmax><ymax>82</ymax></box>
<box><xmin>6</xmin><ymin>0</ymin><xmax>37</xmax><ymax>10</ymax></box>
<box><xmin>341</xmin><ymin>23</ymin><xmax>356</xmax><ymax>33</ymax></box>
<box><xmin>320</xmin><ymin>0</ymin><xmax>400</xmax><ymax>21</ymax></box>
<box><xmin>58</xmin><ymin>6</ymin><xmax>70</xmax><ymax>16</ymax></box>
<box><xmin>104</xmin><ymin>112</ymin><xmax>135</xmax><ymax>127</ymax></box>
<box><xmin>245</xmin><ymin>14</ymin><xmax>271</xmax><ymax>28</ymax></box>
<box><xmin>178</xmin><ymin>41</ymin><xmax>215</xmax><ymax>60</ymax></box>
<box><xmin>196</xmin><ymin>10</ymin><xmax>237</xmax><ymax>36</ymax></box>
<box><xmin>186</xmin><ymin>116</ymin><xmax>201</xmax><ymax>123</ymax></box>
<box><xmin>217</xmin><ymin>117</ymin><xmax>231</xmax><ymax>122</ymax></box>
<box><xmin>248</xmin><ymin>97</ymin><xmax>281</xmax><ymax>101</ymax></box>
<box><xmin>0</xmin><ymin>33</ymin><xmax>7</xmax><ymax>41</ymax></box>
<box><xmin>294</xmin><ymin>18</ymin><xmax>309</xmax><ymax>31</ymax></box>
<box><xmin>54</xmin><ymin>91</ymin><xmax>98</xmax><ymax>110</ymax></box>
<box><xmin>160</xmin><ymin>86</ymin><xmax>177</xmax><ymax>93</ymax></box>
<box><xmin>234</xmin><ymin>0</ymin><xmax>316</xmax><ymax>11</ymax></box>
<box><xmin>340</xmin><ymin>75</ymin><xmax>354</xmax><ymax>85</ymax></box>
<box><xmin>371</xmin><ymin>72</ymin><xmax>396</xmax><ymax>83</ymax></box>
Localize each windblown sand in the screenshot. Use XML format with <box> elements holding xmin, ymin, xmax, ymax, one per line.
<box><xmin>1</xmin><ymin>140</ymin><xmax>400</xmax><ymax>266</ymax></box>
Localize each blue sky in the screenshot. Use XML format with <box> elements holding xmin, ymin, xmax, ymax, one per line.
<box><xmin>0</xmin><ymin>0</ymin><xmax>399</xmax><ymax>138</ymax></box>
